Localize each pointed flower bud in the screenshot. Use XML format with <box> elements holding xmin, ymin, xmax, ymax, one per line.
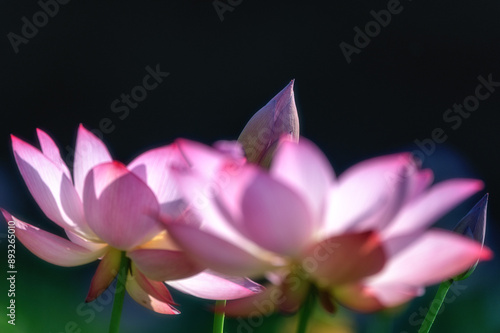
<box><xmin>238</xmin><ymin>80</ymin><xmax>300</xmax><ymax>167</ymax></box>
<box><xmin>453</xmin><ymin>194</ymin><xmax>488</xmax><ymax>281</ymax></box>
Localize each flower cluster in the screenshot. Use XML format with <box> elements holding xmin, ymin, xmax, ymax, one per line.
<box><xmin>2</xmin><ymin>81</ymin><xmax>492</xmax><ymax>329</ymax></box>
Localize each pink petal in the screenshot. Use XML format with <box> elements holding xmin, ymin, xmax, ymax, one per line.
<box><xmin>86</xmin><ymin>248</ymin><xmax>121</xmax><ymax>302</ymax></box>
<box><xmin>363</xmin><ymin>283</ymin><xmax>424</xmax><ymax>309</ymax></box>
<box><xmin>175</xmin><ymin>139</ymin><xmax>235</xmax><ymax>178</ymax></box>
<box><xmin>406</xmin><ymin>169</ymin><xmax>434</xmax><ymax>201</ymax></box>
<box><xmin>270</xmin><ymin>138</ymin><xmax>335</xmax><ymax>230</ymax></box>
<box><xmin>213</xmin><ymin>140</ymin><xmax>245</xmax><ymax>159</ymax></box>
<box><xmin>65</xmin><ymin>230</ymin><xmax>107</xmax><ymax>252</ymax></box>
<box><xmin>11</xmin><ymin>135</ymin><xmax>94</xmax><ymax>238</ymax></box>
<box><xmin>222</xmin><ymin>273</ymin><xmax>307</xmax><ymax>316</ymax></box>
<box><xmin>83</xmin><ymin>162</ymin><xmax>162</xmax><ymax>250</ymax></box>
<box><xmin>323</xmin><ymin>153</ymin><xmax>415</xmax><ymax>236</ymax></box>
<box><xmin>218</xmin><ymin>165</ymin><xmax>314</xmax><ymax>256</ymax></box>
<box><xmin>128</xmin><ymin>145</ymin><xmax>188</xmax><ymax>218</ymax></box>
<box><xmin>36</xmin><ymin>129</ymin><xmax>71</xmax><ymax>180</ymax></box>
<box><xmin>331</xmin><ymin>283</ymin><xmax>386</xmax><ymax>313</ymax></box>
<box><xmin>222</xmin><ymin>284</ymin><xmax>280</xmax><ymax>317</ymax></box>
<box><xmin>303</xmin><ymin>232</ymin><xmax>386</xmax><ymax>285</ymax></box>
<box><xmin>128</xmin><ymin>248</ymin><xmax>203</xmax><ymax>281</ymax></box>
<box><xmin>74</xmin><ymin>124</ymin><xmax>112</xmax><ymax>199</ymax></box>
<box><xmin>131</xmin><ymin>264</ymin><xmax>177</xmax><ymax>305</ymax></box>
<box><xmin>166</xmin><ymin>270</ymin><xmax>264</xmax><ymax>300</ymax></box>
<box><xmin>383</xmin><ymin>179</ymin><xmax>484</xmax><ymax>239</ymax></box>
<box><xmin>365</xmin><ymin>230</ymin><xmax>492</xmax><ymax>307</ymax></box>
<box><xmin>170</xmin><ymin>167</ymin><xmax>274</xmax><ymax>270</ymax></box>
<box><xmin>166</xmin><ymin>223</ymin><xmax>273</xmax><ymax>277</ymax></box>
<box><xmin>1</xmin><ymin>210</ymin><xmax>106</xmax><ymax>266</ymax></box>
<box><xmin>126</xmin><ymin>268</ymin><xmax>179</xmax><ymax>315</ymax></box>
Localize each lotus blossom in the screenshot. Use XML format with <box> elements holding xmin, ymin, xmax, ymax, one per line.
<box><xmin>164</xmin><ymin>137</ymin><xmax>492</xmax><ymax>315</ymax></box>
<box><xmin>2</xmin><ymin>125</ymin><xmax>261</xmax><ymax>314</ymax></box>
<box><xmin>238</xmin><ymin>80</ymin><xmax>300</xmax><ymax>167</ymax></box>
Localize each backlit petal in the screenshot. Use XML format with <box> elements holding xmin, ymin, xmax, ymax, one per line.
<box><xmin>11</xmin><ymin>135</ymin><xmax>93</xmax><ymax>238</ymax></box>
<box><xmin>86</xmin><ymin>248</ymin><xmax>121</xmax><ymax>302</ymax></box>
<box><xmin>270</xmin><ymin>138</ymin><xmax>335</xmax><ymax>230</ymax></box>
<box><xmin>1</xmin><ymin>210</ymin><xmax>105</xmax><ymax>266</ymax></box>
<box><xmin>74</xmin><ymin>125</ymin><xmax>112</xmax><ymax>198</ymax></box>
<box><xmin>83</xmin><ymin>162</ymin><xmax>162</xmax><ymax>250</ymax></box>
<box><xmin>167</xmin><ymin>270</ymin><xmax>263</xmax><ymax>300</ymax></box>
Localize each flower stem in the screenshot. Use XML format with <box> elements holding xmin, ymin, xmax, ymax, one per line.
<box><xmin>108</xmin><ymin>251</ymin><xmax>130</xmax><ymax>333</ymax></box>
<box><xmin>418</xmin><ymin>280</ymin><xmax>452</xmax><ymax>333</ymax></box>
<box><xmin>297</xmin><ymin>289</ymin><xmax>316</xmax><ymax>333</ymax></box>
<box><xmin>213</xmin><ymin>300</ymin><xmax>227</xmax><ymax>333</ymax></box>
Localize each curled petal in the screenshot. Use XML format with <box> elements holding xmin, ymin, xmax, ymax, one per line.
<box><xmin>126</xmin><ymin>268</ymin><xmax>179</xmax><ymax>315</ymax></box>
<box><xmin>1</xmin><ymin>210</ymin><xmax>106</xmax><ymax>266</ymax></box>
<box><xmin>86</xmin><ymin>248</ymin><xmax>122</xmax><ymax>302</ymax></box>
<box><xmin>131</xmin><ymin>264</ymin><xmax>177</xmax><ymax>305</ymax></box>
<box><xmin>167</xmin><ymin>270</ymin><xmax>264</xmax><ymax>300</ymax></box>
<box><xmin>83</xmin><ymin>161</ymin><xmax>162</xmax><ymax>250</ymax></box>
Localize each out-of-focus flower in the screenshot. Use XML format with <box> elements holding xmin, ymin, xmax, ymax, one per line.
<box><xmin>165</xmin><ymin>137</ymin><xmax>492</xmax><ymax>315</ymax></box>
<box><xmin>452</xmin><ymin>194</ymin><xmax>488</xmax><ymax>280</ymax></box>
<box><xmin>2</xmin><ymin>126</ymin><xmax>261</xmax><ymax>314</ymax></box>
<box><xmin>238</xmin><ymin>80</ymin><xmax>299</xmax><ymax>167</ymax></box>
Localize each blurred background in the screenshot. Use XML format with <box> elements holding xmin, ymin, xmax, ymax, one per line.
<box><xmin>1</xmin><ymin>1</ymin><xmax>500</xmax><ymax>332</ymax></box>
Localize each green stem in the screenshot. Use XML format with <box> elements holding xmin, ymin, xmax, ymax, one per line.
<box><xmin>213</xmin><ymin>300</ymin><xmax>227</xmax><ymax>333</ymax></box>
<box><xmin>297</xmin><ymin>289</ymin><xmax>316</xmax><ymax>333</ymax></box>
<box><xmin>108</xmin><ymin>251</ymin><xmax>130</xmax><ymax>333</ymax></box>
<box><xmin>418</xmin><ymin>280</ymin><xmax>452</xmax><ymax>333</ymax></box>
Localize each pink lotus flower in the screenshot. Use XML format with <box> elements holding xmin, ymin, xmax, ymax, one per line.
<box><xmin>2</xmin><ymin>125</ymin><xmax>261</xmax><ymax>314</ymax></box>
<box><xmin>238</xmin><ymin>80</ymin><xmax>300</xmax><ymax>167</ymax></box>
<box><xmin>165</xmin><ymin>137</ymin><xmax>492</xmax><ymax>314</ymax></box>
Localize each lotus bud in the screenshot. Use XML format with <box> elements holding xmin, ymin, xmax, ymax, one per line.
<box><xmin>453</xmin><ymin>194</ymin><xmax>488</xmax><ymax>281</ymax></box>
<box><xmin>238</xmin><ymin>80</ymin><xmax>299</xmax><ymax>167</ymax></box>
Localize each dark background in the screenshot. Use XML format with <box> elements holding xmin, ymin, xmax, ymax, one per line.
<box><xmin>1</xmin><ymin>1</ymin><xmax>499</xmax><ymax>332</ymax></box>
